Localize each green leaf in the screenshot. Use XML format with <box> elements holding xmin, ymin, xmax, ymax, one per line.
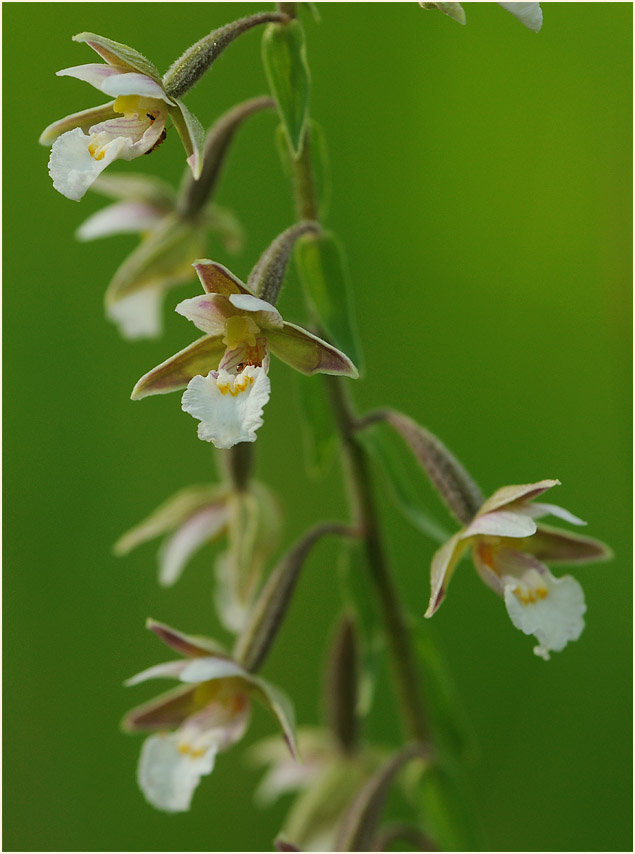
<box><xmin>262</xmin><ymin>20</ymin><xmax>311</xmax><ymax>156</ymax></box>
<box><xmin>412</xmin><ymin>620</ymin><xmax>477</xmax><ymax>766</ymax></box>
<box><xmin>359</xmin><ymin>427</ymin><xmax>450</xmax><ymax>544</ymax></box>
<box><xmin>416</xmin><ymin>764</ymin><xmax>480</xmax><ymax>852</ymax></box>
<box><xmin>296</xmin><ymin>374</ymin><xmax>337</xmax><ymax>479</ymax></box>
<box><xmin>294</xmin><ymin>231</ymin><xmax>363</xmax><ymax>372</ymax></box>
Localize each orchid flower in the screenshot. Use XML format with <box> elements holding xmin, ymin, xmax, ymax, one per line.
<box><xmin>420</xmin><ymin>2</ymin><xmax>543</xmax><ymax>31</ymax></box>
<box><xmin>426</xmin><ymin>479</ymin><xmax>611</xmax><ymax>659</ymax></box>
<box><xmin>251</xmin><ymin>729</ymin><xmax>381</xmax><ymax>852</ymax></box>
<box><xmin>131</xmin><ymin>260</ymin><xmax>358</xmax><ymax>449</ymax></box>
<box><xmin>114</xmin><ymin>480</ymin><xmax>281</xmax><ymax>632</ymax></box>
<box><xmin>39</xmin><ymin>32</ymin><xmax>204</xmax><ymax>200</ymax></box>
<box><xmin>124</xmin><ymin>619</ymin><xmax>297</xmax><ymax>813</ymax></box>
<box><xmin>75</xmin><ymin>173</ymin><xmax>243</xmax><ymax>339</ymax></box>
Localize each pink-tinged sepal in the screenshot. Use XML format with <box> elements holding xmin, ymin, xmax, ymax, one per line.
<box><xmin>39</xmin><ymin>102</ymin><xmax>116</xmax><ymax>146</ymax></box>
<box><xmin>528</xmin><ymin>524</ymin><xmax>613</xmax><ymax>565</ymax></box>
<box><xmin>147</xmin><ymin>619</ymin><xmax>229</xmax><ymax>659</ymax></box>
<box><xmin>476</xmin><ymin>479</ymin><xmax>559</xmax><ymax>517</ymax></box>
<box><xmin>266</xmin><ymin>322</ymin><xmax>359</xmax><ymax>377</ymax></box>
<box><xmin>131</xmin><ymin>335</ymin><xmax>226</xmax><ymax>399</ymax></box>
<box><xmin>425</xmin><ymin>532</ymin><xmax>469</xmax><ymax>618</ymax></box>
<box><xmin>194</xmin><ymin>259</ymin><xmax>254</xmax><ymax>296</ymax></box>
<box><xmin>72</xmin><ymin>32</ymin><xmax>163</xmax><ymax>81</ymax></box>
<box><xmin>122</xmin><ymin>684</ymin><xmax>201</xmax><ymax>733</ymax></box>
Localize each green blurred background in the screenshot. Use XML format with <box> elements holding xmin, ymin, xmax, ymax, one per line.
<box><xmin>3</xmin><ymin>2</ymin><xmax>632</xmax><ymax>851</ymax></box>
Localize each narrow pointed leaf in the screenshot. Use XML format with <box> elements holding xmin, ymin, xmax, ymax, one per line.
<box><xmin>295</xmin><ymin>374</ymin><xmax>337</xmax><ymax>479</ymax></box>
<box><xmin>294</xmin><ymin>231</ymin><xmax>362</xmax><ymax>371</ymax></box>
<box><xmin>262</xmin><ymin>20</ymin><xmax>310</xmax><ymax>156</ymax></box>
<box><xmin>415</xmin><ymin>764</ymin><xmax>479</xmax><ymax>852</ymax></box>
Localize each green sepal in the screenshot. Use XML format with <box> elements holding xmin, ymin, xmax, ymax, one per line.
<box><xmin>295</xmin><ymin>373</ymin><xmax>337</xmax><ymax>479</ymax></box>
<box><xmin>294</xmin><ymin>231</ymin><xmax>363</xmax><ymax>373</ymax></box>
<box><xmin>358</xmin><ymin>426</ymin><xmax>450</xmax><ymax>544</ymax></box>
<box><xmin>73</xmin><ymin>32</ymin><xmax>163</xmax><ymax>82</ymax></box>
<box><xmin>262</xmin><ymin>20</ymin><xmax>311</xmax><ymax>156</ymax></box>
<box><xmin>104</xmin><ymin>212</ymin><xmax>206</xmax><ymax>306</ymax></box>
<box><xmin>169</xmin><ymin>99</ymin><xmax>205</xmax><ymax>179</ymax></box>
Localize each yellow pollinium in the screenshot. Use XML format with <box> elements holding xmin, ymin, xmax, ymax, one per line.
<box><xmin>177</xmin><ymin>742</ymin><xmax>207</xmax><ymax>759</ymax></box>
<box><xmin>223</xmin><ymin>315</ymin><xmax>260</xmax><ymax>349</ymax></box>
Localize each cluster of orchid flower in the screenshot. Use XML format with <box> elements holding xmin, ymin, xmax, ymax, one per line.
<box><xmin>40</xmin><ymin>4</ymin><xmax>610</xmax><ymax>849</ymax></box>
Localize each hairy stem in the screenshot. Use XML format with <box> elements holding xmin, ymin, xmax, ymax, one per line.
<box><xmin>163</xmin><ymin>12</ymin><xmax>289</xmax><ymax>99</ymax></box>
<box><xmin>284</xmin><ymin>112</ymin><xmax>428</xmax><ymax>742</ymax></box>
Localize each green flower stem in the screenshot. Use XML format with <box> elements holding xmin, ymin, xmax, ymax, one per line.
<box><xmin>325</xmin><ymin>376</ymin><xmax>429</xmax><ymax>743</ymax></box>
<box><xmin>283</xmin><ymin>127</ymin><xmax>428</xmax><ymax>743</ymax></box>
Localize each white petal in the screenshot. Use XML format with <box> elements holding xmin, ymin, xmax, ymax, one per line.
<box><xmin>100</xmin><ymin>72</ymin><xmax>171</xmax><ymax>101</ymax></box>
<box><xmin>181</xmin><ymin>367</ymin><xmax>271</xmax><ymax>449</ymax></box>
<box><xmin>125</xmin><ymin>659</ymin><xmax>188</xmax><ymax>686</ymax></box>
<box><xmin>463</xmin><ymin>510</ymin><xmax>537</xmax><ymax>539</ymax></box>
<box><xmin>179</xmin><ymin>657</ymin><xmax>248</xmax><ymax>684</ymax></box>
<box><xmin>503</xmin><ymin>568</ymin><xmax>586</xmax><ymax>659</ymax></box>
<box><xmin>107</xmin><ymin>289</ymin><xmax>163</xmax><ymax>340</ymax></box>
<box><xmin>57</xmin><ymin>63</ymin><xmax>122</xmax><ymax>88</ymax></box>
<box><xmin>497</xmin><ymin>2</ymin><xmax>542</xmax><ymax>32</ymax></box>
<box><xmin>48</xmin><ymin>127</ymin><xmax>128</xmax><ymax>201</ymax></box>
<box><xmin>158</xmin><ymin>505</ymin><xmax>228</xmax><ymax>587</ymax></box>
<box><xmin>524</xmin><ymin>502</ymin><xmax>587</xmax><ymax>526</ymax></box>
<box><xmin>137</xmin><ymin>732</ymin><xmax>217</xmax><ymax>813</ymax></box>
<box><xmin>228</xmin><ymin>293</ymin><xmax>283</xmax><ymax>328</ymax></box>
<box><xmin>76</xmin><ymin>201</ymin><xmax>164</xmax><ymax>240</ymax></box>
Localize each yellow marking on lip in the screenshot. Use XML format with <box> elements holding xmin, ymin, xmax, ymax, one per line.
<box><xmin>217</xmin><ymin>374</ymin><xmax>255</xmax><ymax>397</ymax></box>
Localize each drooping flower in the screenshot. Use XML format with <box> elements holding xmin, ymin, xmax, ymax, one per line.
<box><xmin>250</xmin><ymin>729</ymin><xmax>382</xmax><ymax>852</ymax></box>
<box><xmin>123</xmin><ymin>619</ymin><xmax>297</xmax><ymax>813</ymax></box>
<box><xmin>420</xmin><ymin>2</ymin><xmax>543</xmax><ymax>31</ymax></box>
<box><xmin>114</xmin><ymin>480</ymin><xmax>282</xmax><ymax>632</ymax></box>
<box><xmin>425</xmin><ymin>479</ymin><xmax>611</xmax><ymax>659</ymax></box>
<box><xmin>76</xmin><ymin>173</ymin><xmax>243</xmax><ymax>339</ymax></box>
<box><xmin>131</xmin><ymin>260</ymin><xmax>358</xmax><ymax>449</ymax></box>
<box><xmin>39</xmin><ymin>32</ymin><xmax>204</xmax><ymax>200</ymax></box>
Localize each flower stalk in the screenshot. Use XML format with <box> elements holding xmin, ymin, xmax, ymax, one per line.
<box><xmin>163</xmin><ymin>12</ymin><xmax>290</xmax><ymax>99</ymax></box>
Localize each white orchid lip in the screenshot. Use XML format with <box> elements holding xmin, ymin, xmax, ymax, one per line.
<box><xmin>182</xmin><ymin>364</ymin><xmax>271</xmax><ymax>450</ymax></box>
<box><xmin>48</xmin><ymin>94</ymin><xmax>169</xmax><ymax>200</ymax></box>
